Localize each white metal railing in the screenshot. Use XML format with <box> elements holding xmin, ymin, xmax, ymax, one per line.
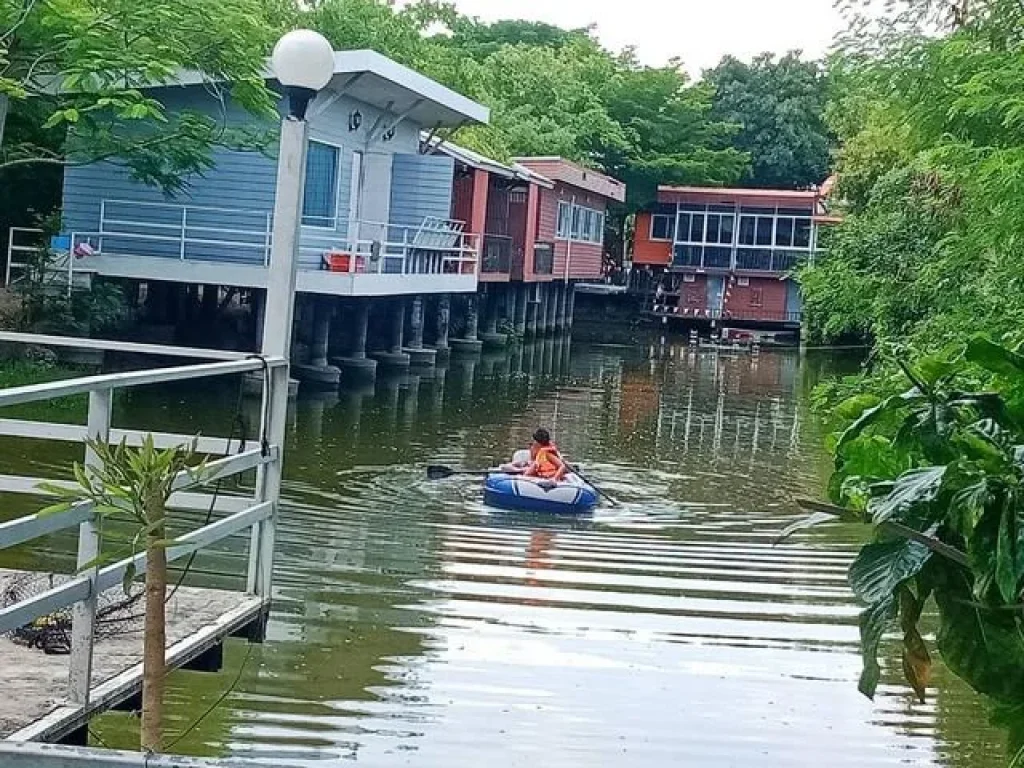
<box><xmin>8</xmin><ymin>200</ymin><xmax>481</xmax><ymax>286</ymax></box>
<box><xmin>0</xmin><ymin>334</ymin><xmax>288</xmax><ymax>711</ymax></box>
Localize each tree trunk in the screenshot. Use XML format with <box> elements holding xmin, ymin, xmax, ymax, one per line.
<box><xmin>141</xmin><ymin>495</ymin><xmax>167</xmax><ymax>752</ymax></box>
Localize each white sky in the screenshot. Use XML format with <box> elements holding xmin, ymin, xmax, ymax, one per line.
<box><xmin>442</xmin><ymin>0</ymin><xmax>845</xmax><ymax>76</ymax></box>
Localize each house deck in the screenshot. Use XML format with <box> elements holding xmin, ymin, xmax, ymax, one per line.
<box><xmin>0</xmin><ymin>568</ymin><xmax>265</xmax><ymax>744</ymax></box>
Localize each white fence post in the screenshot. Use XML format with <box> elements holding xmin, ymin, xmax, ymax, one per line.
<box><xmin>248</xmin><ymin>116</ymin><xmax>307</xmax><ymax>602</ymax></box>
<box><xmin>179</xmin><ymin>207</ymin><xmax>188</xmax><ymax>261</ymax></box>
<box><xmin>68</xmin><ymin>388</ymin><xmax>111</xmax><ymax>706</ymax></box>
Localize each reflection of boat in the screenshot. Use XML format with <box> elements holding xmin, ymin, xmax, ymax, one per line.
<box><xmin>483</xmin><ymin>473</ymin><xmax>599</xmax><ymax>515</ymax></box>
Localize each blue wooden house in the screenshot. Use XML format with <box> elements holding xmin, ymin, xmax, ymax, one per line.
<box><xmin>58</xmin><ymin>50</ymin><xmax>489</xmax><ymax>302</ymax></box>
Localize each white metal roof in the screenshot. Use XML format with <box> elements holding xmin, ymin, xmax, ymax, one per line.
<box><xmin>425</xmin><ymin>135</ymin><xmax>553</xmax><ymax>187</ymax></box>
<box><xmin>171</xmin><ymin>50</ymin><xmax>489</xmax><ymax>128</ymax></box>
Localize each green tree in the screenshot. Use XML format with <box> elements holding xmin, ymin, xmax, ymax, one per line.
<box><xmin>0</xmin><ymin>0</ymin><xmax>277</xmax><ymax>194</ymax></box>
<box><xmin>705</xmin><ymin>52</ymin><xmax>832</xmax><ymax>189</ymax></box>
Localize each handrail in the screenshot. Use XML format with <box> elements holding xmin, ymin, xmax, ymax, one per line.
<box><xmin>0</xmin><ymin>357</ymin><xmax>283</xmax><ymax>408</ymax></box>
<box><xmin>0</xmin><ymin>331</ymin><xmax>253</xmax><ymax>361</ymax></box>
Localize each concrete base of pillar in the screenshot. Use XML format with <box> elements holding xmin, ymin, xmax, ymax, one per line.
<box><xmin>480</xmin><ymin>331</ymin><xmax>508</xmax><ymax>349</ymax></box>
<box><xmin>293</xmin><ymin>363</ymin><xmax>341</xmax><ymax>387</ymax></box>
<box><xmin>403</xmin><ymin>346</ymin><xmax>437</xmax><ymax>366</ymax></box>
<box><xmin>450</xmin><ymin>337</ymin><xmax>484</xmax><ymax>355</ymax></box>
<box><xmin>430</xmin><ymin>344</ymin><xmax>451</xmax><ymax>362</ymax></box>
<box><xmin>333</xmin><ymin>356</ymin><xmax>378</xmax><ymax>382</ymax></box>
<box><xmin>242</xmin><ymin>372</ymin><xmax>299</xmax><ymax>399</ymax></box>
<box><xmin>370</xmin><ymin>350</ymin><xmax>412</xmax><ymax>369</ymax></box>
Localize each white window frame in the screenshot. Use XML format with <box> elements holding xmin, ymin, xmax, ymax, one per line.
<box><xmin>302</xmin><ymin>138</ymin><xmax>344</xmax><ymax>231</ymax></box>
<box><xmin>650</xmin><ymin>214</ymin><xmax>674</xmax><ymax>242</ymax></box>
<box><xmin>556</xmin><ymin>201</ymin><xmax>572</xmax><ymax>239</ymax></box>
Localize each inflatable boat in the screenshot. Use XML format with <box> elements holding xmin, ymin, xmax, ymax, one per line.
<box><xmin>483</xmin><ymin>472</ymin><xmax>600</xmax><ymax>515</ymax></box>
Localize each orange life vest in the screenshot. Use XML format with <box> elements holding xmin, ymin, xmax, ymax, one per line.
<box><xmin>530</xmin><ymin>444</ymin><xmax>562</xmax><ymax>479</ymax></box>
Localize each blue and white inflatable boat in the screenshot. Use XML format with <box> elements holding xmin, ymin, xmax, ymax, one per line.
<box><xmin>483</xmin><ymin>472</ymin><xmax>600</xmax><ymax>515</ymax></box>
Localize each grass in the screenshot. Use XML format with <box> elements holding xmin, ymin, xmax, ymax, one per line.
<box><xmin>0</xmin><ymin>358</ymin><xmax>90</xmax><ymax>420</ymax></box>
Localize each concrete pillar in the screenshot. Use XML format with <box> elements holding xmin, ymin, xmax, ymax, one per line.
<box><xmin>294</xmin><ymin>296</ymin><xmax>341</xmax><ymax>387</ymax></box>
<box><xmin>566</xmin><ymin>281</ymin><xmax>577</xmax><ymax>331</ymax></box>
<box><xmin>333</xmin><ymin>298</ymin><xmax>377</xmax><ymax>382</ymax></box>
<box><xmin>451</xmin><ymin>292</ymin><xmax>483</xmax><ymax>354</ymax></box>
<box><xmin>403</xmin><ymin>295</ymin><xmax>436</xmax><ymax>366</ymax></box>
<box><xmin>549</xmin><ymin>282</ymin><xmax>562</xmax><ymax>333</ymax></box>
<box><xmin>480</xmin><ymin>284</ymin><xmax>508</xmax><ymax>349</ymax></box>
<box><xmin>372</xmin><ymin>298</ymin><xmax>412</xmax><ymax>370</ymax></box>
<box><xmin>513</xmin><ymin>283</ymin><xmax>528</xmax><ymax>336</ymax></box>
<box><xmin>554</xmin><ymin>281</ymin><xmax>568</xmax><ymax>331</ymax></box>
<box><xmin>252</xmin><ymin>289</ymin><xmax>266</xmax><ymax>351</ymax></box>
<box><xmin>433</xmin><ymin>295</ymin><xmax>451</xmax><ymax>357</ymax></box>
<box><xmin>201</xmin><ymin>284</ymin><xmax>218</xmax><ymax>321</ymax></box>
<box><xmin>537</xmin><ymin>284</ymin><xmax>550</xmax><ymax>334</ymax></box>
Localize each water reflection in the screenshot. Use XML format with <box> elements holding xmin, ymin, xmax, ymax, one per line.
<box><xmin>20</xmin><ymin>339</ymin><xmax>1003</xmax><ymax>765</ymax></box>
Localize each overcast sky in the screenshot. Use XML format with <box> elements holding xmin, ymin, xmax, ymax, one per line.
<box><xmin>443</xmin><ymin>0</ymin><xmax>845</xmax><ymax>76</ymax></box>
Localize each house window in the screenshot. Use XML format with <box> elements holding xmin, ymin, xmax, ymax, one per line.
<box><xmin>302</xmin><ymin>141</ymin><xmax>339</xmax><ymax>228</ymax></box>
<box><xmin>558</xmin><ymin>201</ymin><xmax>604</xmax><ymax>243</ymax></box>
<box><xmin>651</xmin><ymin>214</ymin><xmax>674</xmax><ymax>241</ymax></box>
<box><xmin>794</xmin><ymin>218</ymin><xmax>812</xmax><ymax>248</ymax></box>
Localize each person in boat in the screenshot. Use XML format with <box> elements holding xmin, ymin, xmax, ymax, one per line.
<box><xmin>523</xmin><ymin>428</ymin><xmax>568</xmax><ymax>482</ymax></box>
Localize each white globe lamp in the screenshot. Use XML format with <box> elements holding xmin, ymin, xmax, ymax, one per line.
<box><xmin>271</xmin><ymin>29</ymin><xmax>335</xmax><ymax>120</ymax></box>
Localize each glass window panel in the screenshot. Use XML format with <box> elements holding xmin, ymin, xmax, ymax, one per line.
<box><xmin>755</xmin><ymin>217</ymin><xmax>773</xmax><ymax>246</ymax></box>
<box><xmin>739</xmin><ymin>216</ymin><xmax>756</xmax><ymax>245</ymax></box>
<box><xmin>557</xmin><ymin>202</ymin><xmax>571</xmax><ymax>238</ymax></box>
<box><xmin>689</xmin><ymin>213</ymin><xmax>705</xmax><ymax>242</ymax></box>
<box><xmin>677</xmin><ymin>212</ymin><xmax>691</xmax><ymax>242</ymax></box>
<box><xmin>709</xmin><ymin>204</ymin><xmax>736</xmax><ymax>213</ymax></box>
<box><xmin>778</xmin><ymin>207</ymin><xmax>813</xmax><ymax>216</ymax></box>
<box><xmin>302</xmin><ymin>141</ymin><xmax>339</xmax><ymax>227</ymax></box>
<box><xmin>651</xmin><ymin>214</ymin><xmax>673</xmax><ymax>241</ymax></box>
<box><xmin>571</xmin><ymin>206</ymin><xmax>582</xmax><ymax>238</ymax></box>
<box><xmin>719</xmin><ymin>214</ymin><xmax>735</xmax><ymax>245</ymax></box>
<box><xmin>679</xmin><ymin>203</ymin><xmax>705</xmax><ymax>212</ymax></box>
<box><xmin>741</xmin><ymin>206</ymin><xmax>775</xmax><ymax>215</ymax></box>
<box><xmin>794</xmin><ymin>218</ymin><xmax>812</xmax><ymax>248</ymax></box>
<box><xmin>775</xmin><ymin>217</ymin><xmax>794</xmax><ymax>247</ymax></box>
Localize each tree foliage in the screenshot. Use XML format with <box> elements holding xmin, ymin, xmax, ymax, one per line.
<box><xmin>705</xmin><ymin>52</ymin><xmax>832</xmax><ymax>189</ymax></box>
<box><xmin>799</xmin><ymin>0</ymin><xmax>1024</xmax><ymax>349</ymax></box>
<box><xmin>0</xmin><ymin>0</ymin><xmax>278</xmax><ymax>193</ymax></box>
<box><xmin>789</xmin><ymin>337</ymin><xmax>1024</xmax><ymax>761</ymax></box>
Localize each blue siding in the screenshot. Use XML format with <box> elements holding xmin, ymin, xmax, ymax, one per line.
<box><xmin>388</xmin><ymin>154</ymin><xmax>455</xmax><ymax>228</ymax></box>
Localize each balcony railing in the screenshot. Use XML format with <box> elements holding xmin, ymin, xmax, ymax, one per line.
<box><xmin>15</xmin><ymin>200</ymin><xmax>480</xmax><ymax>286</ymax></box>
<box><xmin>481</xmin><ymin>234</ymin><xmax>512</xmax><ymax>274</ymax></box>
<box><xmin>672</xmin><ymin>243</ymin><xmax>808</xmax><ymax>273</ymax></box>
<box><xmin>534</xmin><ymin>242</ymin><xmax>554</xmax><ymax>275</ymax></box>
<box><xmin>649</xmin><ymin>301</ymin><xmax>802</xmax><ymax>325</ymax></box>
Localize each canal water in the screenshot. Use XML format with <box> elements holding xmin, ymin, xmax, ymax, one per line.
<box><xmin>1</xmin><ymin>339</ymin><xmax>1007</xmax><ymax>765</ymax></box>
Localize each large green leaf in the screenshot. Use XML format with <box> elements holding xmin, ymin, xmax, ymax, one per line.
<box><xmin>867</xmin><ymin>466</ymin><xmax>946</xmax><ymax>525</ymax></box>
<box><xmin>858</xmin><ymin>596</ymin><xmax>898</xmax><ymax>699</ymax></box>
<box><xmin>966</xmin><ymin>336</ymin><xmax>1024</xmax><ymax>378</ymax></box>
<box><xmin>849</xmin><ymin>537</ymin><xmax>933</xmax><ymax>605</ymax></box>
<box><xmin>996</xmin><ymin>492</ymin><xmax>1024</xmax><ymax>605</ymax></box>
<box><xmin>836</xmin><ymin>388</ymin><xmax>927</xmax><ymax>454</ymax></box>
<box><xmin>935</xmin><ymin>583</ymin><xmax>1024</xmax><ymax>702</ymax></box>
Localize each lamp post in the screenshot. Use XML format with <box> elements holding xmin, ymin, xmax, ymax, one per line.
<box><xmin>252</xmin><ymin>29</ymin><xmax>334</xmax><ymax>602</ymax></box>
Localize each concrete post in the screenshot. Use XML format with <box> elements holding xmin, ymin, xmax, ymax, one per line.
<box><xmin>251</xmin><ymin>114</ymin><xmax>308</xmax><ymax>604</ymax></box>
<box><xmin>403</xmin><ymin>295</ymin><xmax>436</xmax><ymax>366</ymax></box>
<box><xmin>483</xmin><ymin>287</ymin><xmax>498</xmax><ymax>334</ymax></box>
<box><xmin>555</xmin><ymin>281</ymin><xmax>568</xmax><ymax>331</ymax></box>
<box><xmin>538</xmin><ymin>283</ymin><xmax>550</xmax><ymax>334</ymax></box>
<box><xmin>371</xmin><ymin>298</ymin><xmax>412</xmax><ymax>370</ymax></box>
<box><xmin>252</xmin><ymin>289</ymin><xmax>266</xmax><ymax>350</ymax></box>
<box><xmin>451</xmin><ymin>292</ymin><xmax>484</xmax><ymax>354</ymax></box>
<box><xmin>434</xmin><ymin>295</ymin><xmax>451</xmax><ymax>352</ymax></box>
<box><xmin>295</xmin><ymin>296</ymin><xmax>340</xmax><ymax>386</ymax></box>
<box><xmin>333</xmin><ymin>299</ymin><xmax>377</xmax><ymax>381</ymax></box>
<box><xmin>566</xmin><ymin>281</ymin><xmax>577</xmax><ymax>331</ymax></box>
<box><xmin>513</xmin><ymin>283</ymin><xmax>528</xmax><ymax>336</ymax></box>
<box><xmin>550</xmin><ymin>282</ymin><xmax>562</xmax><ymax>332</ymax></box>
<box><xmin>465</xmin><ymin>293</ymin><xmax>479</xmax><ymax>339</ymax></box>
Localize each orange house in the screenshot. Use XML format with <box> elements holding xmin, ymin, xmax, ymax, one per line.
<box><xmin>634</xmin><ymin>186</ymin><xmax>833</xmax><ymax>329</ymax></box>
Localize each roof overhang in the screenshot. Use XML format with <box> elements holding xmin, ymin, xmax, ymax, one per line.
<box><xmin>426</xmin><ymin>135</ymin><xmax>553</xmax><ymax>187</ymax></box>
<box><xmin>171</xmin><ymin>49</ymin><xmax>489</xmax><ymax>128</ymax></box>
<box><xmin>657</xmin><ymin>185</ymin><xmax>819</xmax><ymax>208</ymax></box>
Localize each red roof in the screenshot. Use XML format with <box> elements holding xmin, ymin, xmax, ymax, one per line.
<box><xmin>514</xmin><ymin>157</ymin><xmax>626</xmax><ymax>202</ymax></box>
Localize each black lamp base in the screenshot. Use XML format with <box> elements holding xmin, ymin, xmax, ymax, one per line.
<box><xmin>287</xmin><ymin>86</ymin><xmax>318</xmax><ymax>121</ymax></box>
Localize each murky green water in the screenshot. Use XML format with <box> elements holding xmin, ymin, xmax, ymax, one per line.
<box><xmin>1</xmin><ymin>339</ymin><xmax>1008</xmax><ymax>765</ymax></box>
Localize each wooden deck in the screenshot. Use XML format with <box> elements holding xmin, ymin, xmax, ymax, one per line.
<box><xmin>0</xmin><ymin>568</ymin><xmax>266</xmax><ymax>744</ymax></box>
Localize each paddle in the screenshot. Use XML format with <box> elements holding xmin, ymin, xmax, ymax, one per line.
<box><xmin>426</xmin><ymin>465</ymin><xmax>491</xmax><ymax>480</ymax></box>
<box><xmin>564</xmin><ymin>462</ymin><xmax>621</xmax><ymax>508</ymax></box>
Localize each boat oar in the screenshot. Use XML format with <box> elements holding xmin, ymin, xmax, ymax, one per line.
<box><xmin>564</xmin><ymin>462</ymin><xmax>621</xmax><ymax>508</ymax></box>
<box><xmin>427</xmin><ymin>465</ymin><xmax>491</xmax><ymax>480</ymax></box>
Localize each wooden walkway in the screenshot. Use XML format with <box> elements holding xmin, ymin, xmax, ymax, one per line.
<box><xmin>0</xmin><ymin>568</ymin><xmax>265</xmax><ymax>744</ymax></box>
